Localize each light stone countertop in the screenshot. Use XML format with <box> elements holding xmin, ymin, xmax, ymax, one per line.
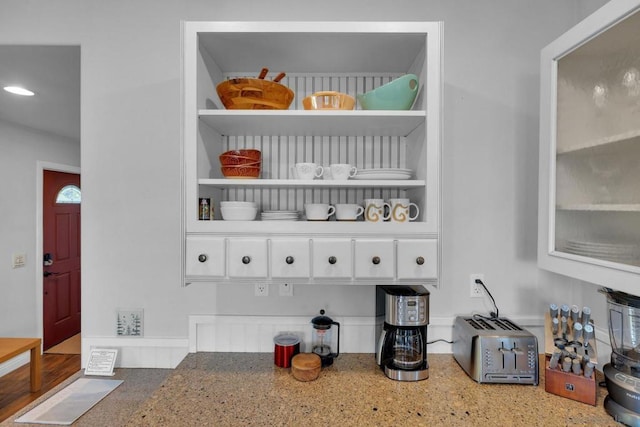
<box><xmin>125</xmin><ymin>353</ymin><xmax>620</xmax><ymax>426</ymax></box>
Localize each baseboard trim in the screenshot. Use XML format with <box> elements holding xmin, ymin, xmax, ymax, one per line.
<box><xmin>81</xmin><ymin>337</ymin><xmax>189</xmax><ymax>369</ymax></box>
<box><xmin>0</xmin><ymin>353</ymin><xmax>30</xmax><ymax>377</ymax></box>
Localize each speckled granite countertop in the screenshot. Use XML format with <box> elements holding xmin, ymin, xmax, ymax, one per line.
<box><xmin>126</xmin><ymin>353</ymin><xmax>619</xmax><ymax>426</ymax></box>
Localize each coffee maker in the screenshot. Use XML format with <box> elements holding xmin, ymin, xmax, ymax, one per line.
<box><xmin>601</xmin><ymin>288</ymin><xmax>640</xmax><ymax>426</ymax></box>
<box><xmin>376</xmin><ymin>285</ymin><xmax>430</xmax><ymax>381</ymax></box>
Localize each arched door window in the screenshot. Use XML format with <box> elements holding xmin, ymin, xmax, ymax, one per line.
<box><xmin>55</xmin><ymin>185</ymin><xmax>81</xmax><ymax>204</ymax></box>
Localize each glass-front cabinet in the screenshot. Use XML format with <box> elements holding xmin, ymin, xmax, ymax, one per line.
<box><xmin>182</xmin><ymin>22</ymin><xmax>443</xmax><ymax>286</ymax></box>
<box><xmin>539</xmin><ymin>0</ymin><xmax>640</xmax><ymax>293</ymax></box>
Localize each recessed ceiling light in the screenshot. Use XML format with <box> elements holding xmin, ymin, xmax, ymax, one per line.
<box><xmin>3</xmin><ymin>86</ymin><xmax>35</xmax><ymax>96</ymax></box>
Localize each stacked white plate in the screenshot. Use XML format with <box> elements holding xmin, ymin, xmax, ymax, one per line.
<box><xmin>261</xmin><ymin>210</ymin><xmax>300</xmax><ymax>221</ymax></box>
<box><xmin>563</xmin><ymin>240</ymin><xmax>640</xmax><ymax>264</ymax></box>
<box><xmin>352</xmin><ymin>168</ymin><xmax>412</xmax><ymax>180</ymax></box>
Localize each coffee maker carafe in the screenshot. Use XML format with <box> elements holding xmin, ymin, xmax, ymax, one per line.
<box><xmin>376</xmin><ymin>285</ymin><xmax>430</xmax><ymax>381</ymax></box>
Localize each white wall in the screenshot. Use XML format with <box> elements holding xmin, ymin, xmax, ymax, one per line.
<box><xmin>0</xmin><ymin>119</ymin><xmax>80</xmax><ymax>336</ymax></box>
<box><xmin>0</xmin><ymin>0</ymin><xmax>613</xmax><ymax>368</ymax></box>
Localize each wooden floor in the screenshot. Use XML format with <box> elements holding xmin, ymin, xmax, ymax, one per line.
<box><xmin>0</xmin><ymin>353</ymin><xmax>80</xmax><ymax>422</ymax></box>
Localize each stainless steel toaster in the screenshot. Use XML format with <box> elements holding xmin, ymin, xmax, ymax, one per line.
<box><xmin>453</xmin><ymin>316</ymin><xmax>539</xmax><ymax>385</ymax></box>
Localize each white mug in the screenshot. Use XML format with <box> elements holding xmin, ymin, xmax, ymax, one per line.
<box><xmin>293</xmin><ymin>163</ymin><xmax>323</xmax><ymax>180</ymax></box>
<box><xmin>388</xmin><ymin>198</ymin><xmax>419</xmax><ymax>222</ymax></box>
<box><xmin>329</xmin><ymin>163</ymin><xmax>357</xmax><ymax>181</ymax></box>
<box><xmin>335</xmin><ymin>204</ymin><xmax>364</xmax><ymax>221</ymax></box>
<box><xmin>363</xmin><ymin>199</ymin><xmax>390</xmax><ymax>223</ymax></box>
<box><xmin>304</xmin><ymin>203</ymin><xmax>335</xmax><ymax>221</ymax></box>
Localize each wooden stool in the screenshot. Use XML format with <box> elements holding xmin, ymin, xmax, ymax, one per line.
<box><xmin>0</xmin><ymin>338</ymin><xmax>42</xmax><ymax>392</ymax></box>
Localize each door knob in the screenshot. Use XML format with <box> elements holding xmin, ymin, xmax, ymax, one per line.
<box><xmin>328</xmin><ymin>256</ymin><xmax>337</xmax><ymax>265</ymax></box>
<box><xmin>285</xmin><ymin>256</ymin><xmax>294</xmax><ymax>265</ymax></box>
<box><xmin>372</xmin><ymin>256</ymin><xmax>381</xmax><ymax>265</ymax></box>
<box><xmin>198</xmin><ymin>254</ymin><xmax>208</xmax><ymax>263</ymax></box>
<box><xmin>242</xmin><ymin>256</ymin><xmax>251</xmax><ymax>264</ymax></box>
<box><xmin>416</xmin><ymin>256</ymin><xmax>425</xmax><ymax>265</ymax></box>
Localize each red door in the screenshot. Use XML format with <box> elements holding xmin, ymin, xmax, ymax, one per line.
<box><xmin>43</xmin><ymin>170</ymin><xmax>81</xmax><ymax>350</ymax></box>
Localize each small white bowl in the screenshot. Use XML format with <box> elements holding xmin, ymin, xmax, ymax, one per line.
<box><xmin>220</xmin><ymin>201</ymin><xmax>257</xmax><ymax>208</ymax></box>
<box><xmin>220</xmin><ymin>206</ymin><xmax>258</xmax><ymax>221</ymax></box>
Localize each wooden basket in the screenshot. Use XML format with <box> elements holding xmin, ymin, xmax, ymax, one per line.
<box><xmin>216</xmin><ymin>78</ymin><xmax>294</xmax><ymax>110</ymax></box>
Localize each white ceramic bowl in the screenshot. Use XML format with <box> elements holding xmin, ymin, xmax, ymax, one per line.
<box><xmin>220</xmin><ymin>206</ymin><xmax>258</xmax><ymax>221</ymax></box>
<box><xmin>220</xmin><ymin>201</ymin><xmax>257</xmax><ymax>208</ymax></box>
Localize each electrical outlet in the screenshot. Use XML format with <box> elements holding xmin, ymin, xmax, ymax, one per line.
<box><xmin>470</xmin><ymin>274</ymin><xmax>485</xmax><ymax>298</ymax></box>
<box><xmin>254</xmin><ymin>283</ymin><xmax>269</xmax><ymax>296</ymax></box>
<box><xmin>279</xmin><ymin>283</ymin><xmax>293</xmax><ymax>297</ymax></box>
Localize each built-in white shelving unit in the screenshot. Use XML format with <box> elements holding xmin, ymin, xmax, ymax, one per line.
<box><xmin>182</xmin><ymin>21</ymin><xmax>443</xmax><ymax>286</ymax></box>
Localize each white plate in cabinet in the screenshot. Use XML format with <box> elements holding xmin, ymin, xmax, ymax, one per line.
<box><xmin>396</xmin><ymin>239</ymin><xmax>437</xmax><ymax>280</ymax></box>
<box><xmin>228</xmin><ymin>239</ymin><xmax>268</xmax><ymax>278</ymax></box>
<box><xmin>270</xmin><ymin>239</ymin><xmax>311</xmax><ymax>278</ymax></box>
<box><xmin>312</xmin><ymin>239</ymin><xmax>353</xmax><ymax>279</ymax></box>
<box><xmin>185</xmin><ymin>236</ymin><xmax>225</xmax><ymax>277</ymax></box>
<box><xmin>354</xmin><ymin>240</ymin><xmax>394</xmax><ymax>279</ymax></box>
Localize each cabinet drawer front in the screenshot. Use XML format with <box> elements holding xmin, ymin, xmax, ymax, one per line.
<box><xmin>354</xmin><ymin>240</ymin><xmax>394</xmax><ymax>278</ymax></box>
<box><xmin>228</xmin><ymin>239</ymin><xmax>268</xmax><ymax>278</ymax></box>
<box><xmin>185</xmin><ymin>236</ymin><xmax>225</xmax><ymax>277</ymax></box>
<box><xmin>312</xmin><ymin>239</ymin><xmax>352</xmax><ymax>279</ymax></box>
<box><xmin>271</xmin><ymin>239</ymin><xmax>310</xmax><ymax>278</ymax></box>
<box><xmin>396</xmin><ymin>239</ymin><xmax>437</xmax><ymax>279</ymax></box>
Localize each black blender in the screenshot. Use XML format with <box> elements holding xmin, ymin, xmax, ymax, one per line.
<box><xmin>602</xmin><ymin>288</ymin><xmax>640</xmax><ymax>426</ymax></box>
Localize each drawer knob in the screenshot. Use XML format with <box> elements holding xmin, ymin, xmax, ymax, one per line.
<box><xmin>328</xmin><ymin>256</ymin><xmax>337</xmax><ymax>265</ymax></box>
<box><xmin>286</xmin><ymin>256</ymin><xmax>294</xmax><ymax>265</ymax></box>
<box><xmin>416</xmin><ymin>256</ymin><xmax>425</xmax><ymax>265</ymax></box>
<box><xmin>198</xmin><ymin>254</ymin><xmax>208</xmax><ymax>263</ymax></box>
<box><xmin>372</xmin><ymin>256</ymin><xmax>381</xmax><ymax>265</ymax></box>
<box><xmin>242</xmin><ymin>256</ymin><xmax>251</xmax><ymax>265</ymax></box>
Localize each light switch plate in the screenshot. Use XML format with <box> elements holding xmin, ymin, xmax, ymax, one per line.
<box><xmin>279</xmin><ymin>283</ymin><xmax>293</xmax><ymax>297</ymax></box>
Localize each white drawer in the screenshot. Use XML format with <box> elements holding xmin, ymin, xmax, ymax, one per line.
<box><xmin>271</xmin><ymin>239</ymin><xmax>311</xmax><ymax>278</ymax></box>
<box><xmin>228</xmin><ymin>238</ymin><xmax>268</xmax><ymax>278</ymax></box>
<box><xmin>312</xmin><ymin>239</ymin><xmax>352</xmax><ymax>279</ymax></box>
<box><xmin>185</xmin><ymin>236</ymin><xmax>225</xmax><ymax>277</ymax></box>
<box><xmin>354</xmin><ymin>239</ymin><xmax>394</xmax><ymax>279</ymax></box>
<box><xmin>396</xmin><ymin>239</ymin><xmax>438</xmax><ymax>280</ymax></box>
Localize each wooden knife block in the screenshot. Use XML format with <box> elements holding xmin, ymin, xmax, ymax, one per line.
<box><xmin>544</xmin><ymin>356</ymin><xmax>597</xmax><ymax>406</ymax></box>
<box><xmin>543</xmin><ymin>311</ymin><xmax>597</xmax><ymax>406</ymax></box>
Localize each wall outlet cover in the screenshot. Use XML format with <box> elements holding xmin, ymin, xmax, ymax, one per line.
<box><xmin>255</xmin><ymin>283</ymin><xmax>269</xmax><ymax>296</ymax></box>
<box><xmin>117</xmin><ymin>309</ymin><xmax>144</xmax><ymax>336</ymax></box>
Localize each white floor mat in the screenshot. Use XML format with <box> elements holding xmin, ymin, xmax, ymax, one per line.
<box><xmin>14</xmin><ymin>378</ymin><xmax>123</xmax><ymax>425</ymax></box>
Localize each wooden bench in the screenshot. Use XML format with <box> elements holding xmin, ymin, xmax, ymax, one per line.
<box><xmin>0</xmin><ymin>338</ymin><xmax>42</xmax><ymax>392</ymax></box>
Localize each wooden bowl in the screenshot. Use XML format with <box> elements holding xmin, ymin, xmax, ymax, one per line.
<box><xmin>219</xmin><ymin>156</ymin><xmax>261</xmax><ymax>166</ymax></box>
<box><xmin>220</xmin><ymin>149</ymin><xmax>261</xmax><ymax>161</ymax></box>
<box><xmin>217</xmin><ymin>78</ymin><xmax>294</xmax><ymax>110</ymax></box>
<box><xmin>291</xmin><ymin>353</ymin><xmax>321</xmax><ymax>382</ymax></box>
<box><xmin>303</xmin><ymin>91</ymin><xmax>355</xmax><ymax>110</ymax></box>
<box><xmin>221</xmin><ymin>165</ymin><xmax>261</xmax><ymax>179</ymax></box>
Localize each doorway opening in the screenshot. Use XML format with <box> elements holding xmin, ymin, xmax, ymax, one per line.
<box><xmin>37</xmin><ymin>163</ymin><xmax>81</xmax><ymax>354</ymax></box>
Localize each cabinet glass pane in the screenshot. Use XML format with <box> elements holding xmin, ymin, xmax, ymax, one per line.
<box><xmin>554</xmin><ymin>9</ymin><xmax>640</xmax><ymax>267</ymax></box>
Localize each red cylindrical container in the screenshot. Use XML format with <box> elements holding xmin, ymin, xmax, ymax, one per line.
<box><xmin>274</xmin><ymin>333</ymin><xmax>300</xmax><ymax>368</ymax></box>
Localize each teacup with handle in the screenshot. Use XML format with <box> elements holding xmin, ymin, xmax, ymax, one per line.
<box><xmin>363</xmin><ymin>199</ymin><xmax>390</xmax><ymax>223</ymax></box>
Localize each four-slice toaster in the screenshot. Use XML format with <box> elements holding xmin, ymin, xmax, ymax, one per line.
<box><xmin>453</xmin><ymin>315</ymin><xmax>539</xmax><ymax>385</ymax></box>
